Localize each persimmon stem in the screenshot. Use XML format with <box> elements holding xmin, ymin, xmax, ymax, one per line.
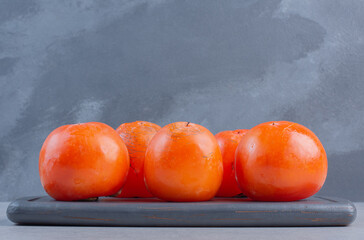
<box><xmin>186</xmin><ymin>122</ymin><xmax>190</xmax><ymax>126</ymax></box>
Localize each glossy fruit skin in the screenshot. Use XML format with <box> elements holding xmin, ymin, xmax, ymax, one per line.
<box><xmin>144</xmin><ymin>122</ymin><xmax>223</xmax><ymax>202</ymax></box>
<box><xmin>115</xmin><ymin>121</ymin><xmax>161</xmax><ymax>198</ymax></box>
<box><xmin>235</xmin><ymin>121</ymin><xmax>327</xmax><ymax>201</ymax></box>
<box><xmin>39</xmin><ymin>122</ymin><xmax>130</xmax><ymax>201</ymax></box>
<box><xmin>215</xmin><ymin>129</ymin><xmax>248</xmax><ymax>197</ymax></box>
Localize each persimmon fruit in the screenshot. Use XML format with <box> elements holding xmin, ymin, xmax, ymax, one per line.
<box><xmin>39</xmin><ymin>122</ymin><xmax>130</xmax><ymax>201</ymax></box>
<box><xmin>144</xmin><ymin>122</ymin><xmax>223</xmax><ymax>202</ymax></box>
<box><xmin>215</xmin><ymin>129</ymin><xmax>248</xmax><ymax>197</ymax></box>
<box><xmin>235</xmin><ymin>121</ymin><xmax>327</xmax><ymax>201</ymax></box>
<box><xmin>115</xmin><ymin>121</ymin><xmax>161</xmax><ymax>198</ymax></box>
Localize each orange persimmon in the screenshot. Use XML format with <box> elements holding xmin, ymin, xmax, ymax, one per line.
<box><xmin>235</xmin><ymin>121</ymin><xmax>327</xmax><ymax>201</ymax></box>
<box><xmin>144</xmin><ymin>122</ymin><xmax>223</xmax><ymax>202</ymax></box>
<box><xmin>39</xmin><ymin>122</ymin><xmax>130</xmax><ymax>201</ymax></box>
<box><xmin>215</xmin><ymin>129</ymin><xmax>248</xmax><ymax>197</ymax></box>
<box><xmin>115</xmin><ymin>121</ymin><xmax>161</xmax><ymax>198</ymax></box>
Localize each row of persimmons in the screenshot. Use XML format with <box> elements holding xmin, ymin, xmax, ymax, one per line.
<box><xmin>39</xmin><ymin>120</ymin><xmax>327</xmax><ymax>202</ymax></box>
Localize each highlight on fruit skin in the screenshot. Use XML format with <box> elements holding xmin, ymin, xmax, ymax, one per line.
<box><xmin>235</xmin><ymin>121</ymin><xmax>328</xmax><ymax>202</ymax></box>
<box><xmin>215</xmin><ymin>129</ymin><xmax>248</xmax><ymax>197</ymax></box>
<box><xmin>39</xmin><ymin>122</ymin><xmax>130</xmax><ymax>201</ymax></box>
<box><xmin>115</xmin><ymin>121</ymin><xmax>161</xmax><ymax>198</ymax></box>
<box><xmin>144</xmin><ymin>121</ymin><xmax>223</xmax><ymax>202</ymax></box>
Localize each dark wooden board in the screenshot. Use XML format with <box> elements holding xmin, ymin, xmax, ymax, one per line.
<box><xmin>7</xmin><ymin>196</ymin><xmax>356</xmax><ymax>227</ymax></box>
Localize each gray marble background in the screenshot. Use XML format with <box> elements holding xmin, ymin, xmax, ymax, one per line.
<box><xmin>0</xmin><ymin>0</ymin><xmax>363</xmax><ymax>201</ymax></box>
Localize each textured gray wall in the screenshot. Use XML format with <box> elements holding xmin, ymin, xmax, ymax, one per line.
<box><xmin>0</xmin><ymin>0</ymin><xmax>363</xmax><ymax>201</ymax></box>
